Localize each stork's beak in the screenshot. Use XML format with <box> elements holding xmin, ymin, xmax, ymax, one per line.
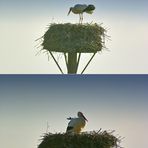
<box><xmin>82</xmin><ymin>114</ymin><xmax>88</xmax><ymax>122</ymax></box>
<box><xmin>68</xmin><ymin>8</ymin><xmax>72</xmax><ymax>16</ymax></box>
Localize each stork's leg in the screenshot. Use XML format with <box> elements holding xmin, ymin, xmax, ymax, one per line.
<box><xmin>80</xmin><ymin>14</ymin><xmax>83</xmax><ymax>24</ymax></box>
<box><xmin>79</xmin><ymin>14</ymin><xmax>81</xmax><ymax>24</ymax></box>
<box><xmin>81</xmin><ymin>14</ymin><xmax>83</xmax><ymax>24</ymax></box>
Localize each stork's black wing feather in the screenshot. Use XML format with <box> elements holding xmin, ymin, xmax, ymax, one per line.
<box><xmin>67</xmin><ymin>117</ymin><xmax>72</xmax><ymax>120</ymax></box>
<box><xmin>66</xmin><ymin>126</ymin><xmax>73</xmax><ymax>132</ymax></box>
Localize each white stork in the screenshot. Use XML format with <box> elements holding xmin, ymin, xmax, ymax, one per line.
<box><xmin>68</xmin><ymin>4</ymin><xmax>95</xmax><ymax>24</ymax></box>
<box><xmin>66</xmin><ymin>111</ymin><xmax>88</xmax><ymax>134</ymax></box>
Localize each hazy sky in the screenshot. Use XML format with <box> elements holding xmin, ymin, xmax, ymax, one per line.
<box><xmin>0</xmin><ymin>2</ymin><xmax>148</xmax><ymax>148</ymax></box>
<box><xmin>0</xmin><ymin>0</ymin><xmax>148</xmax><ymax>74</ymax></box>
<box><xmin>0</xmin><ymin>75</ymin><xmax>148</xmax><ymax>148</ymax></box>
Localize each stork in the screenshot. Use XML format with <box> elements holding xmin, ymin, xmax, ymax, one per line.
<box><xmin>68</xmin><ymin>4</ymin><xmax>95</xmax><ymax>24</ymax></box>
<box><xmin>66</xmin><ymin>111</ymin><xmax>88</xmax><ymax>134</ymax></box>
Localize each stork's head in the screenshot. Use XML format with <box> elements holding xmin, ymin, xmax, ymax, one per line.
<box><xmin>87</xmin><ymin>5</ymin><xmax>95</xmax><ymax>11</ymax></box>
<box><xmin>78</xmin><ymin>112</ymin><xmax>88</xmax><ymax>121</ymax></box>
<box><xmin>83</xmin><ymin>4</ymin><xmax>95</xmax><ymax>14</ymax></box>
<box><xmin>68</xmin><ymin>7</ymin><xmax>73</xmax><ymax>15</ymax></box>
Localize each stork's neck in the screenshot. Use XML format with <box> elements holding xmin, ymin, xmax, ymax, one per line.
<box><xmin>80</xmin><ymin>116</ymin><xmax>85</xmax><ymax>121</ymax></box>
<box><xmin>78</xmin><ymin>114</ymin><xmax>84</xmax><ymax>120</ymax></box>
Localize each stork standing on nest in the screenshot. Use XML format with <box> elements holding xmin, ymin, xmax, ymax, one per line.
<box><xmin>68</xmin><ymin>4</ymin><xmax>95</xmax><ymax>24</ymax></box>
<box><xmin>66</xmin><ymin>112</ymin><xmax>88</xmax><ymax>134</ymax></box>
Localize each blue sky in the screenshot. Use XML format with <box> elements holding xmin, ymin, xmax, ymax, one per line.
<box><xmin>0</xmin><ymin>75</ymin><xmax>148</xmax><ymax>148</ymax></box>
<box><xmin>1</xmin><ymin>0</ymin><xmax>148</xmax><ymax>11</ymax></box>
<box><xmin>0</xmin><ymin>0</ymin><xmax>148</xmax><ymax>74</ymax></box>
<box><xmin>1</xmin><ymin>0</ymin><xmax>148</xmax><ymax>19</ymax></box>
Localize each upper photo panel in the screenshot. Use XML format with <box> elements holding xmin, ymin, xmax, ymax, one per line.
<box><xmin>0</xmin><ymin>0</ymin><xmax>147</xmax><ymax>74</ymax></box>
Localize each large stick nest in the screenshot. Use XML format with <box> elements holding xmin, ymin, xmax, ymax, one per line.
<box><xmin>42</xmin><ymin>23</ymin><xmax>106</xmax><ymax>53</ymax></box>
<box><xmin>38</xmin><ymin>130</ymin><xmax>122</xmax><ymax>148</ymax></box>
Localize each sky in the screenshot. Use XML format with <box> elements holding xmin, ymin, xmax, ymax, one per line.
<box><xmin>0</xmin><ymin>1</ymin><xmax>148</xmax><ymax>148</ymax></box>
<box><xmin>0</xmin><ymin>0</ymin><xmax>148</xmax><ymax>74</ymax></box>
<box><xmin>0</xmin><ymin>75</ymin><xmax>148</xmax><ymax>148</ymax></box>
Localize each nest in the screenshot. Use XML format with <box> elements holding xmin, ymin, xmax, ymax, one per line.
<box><xmin>38</xmin><ymin>130</ymin><xmax>121</xmax><ymax>148</ymax></box>
<box><xmin>42</xmin><ymin>23</ymin><xmax>106</xmax><ymax>53</ymax></box>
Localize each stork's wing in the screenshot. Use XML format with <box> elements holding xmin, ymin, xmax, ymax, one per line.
<box><xmin>66</xmin><ymin>126</ymin><xmax>73</xmax><ymax>132</ymax></box>
<box><xmin>67</xmin><ymin>117</ymin><xmax>72</xmax><ymax>120</ymax></box>
<box><xmin>74</xmin><ymin>4</ymin><xmax>88</xmax><ymax>11</ymax></box>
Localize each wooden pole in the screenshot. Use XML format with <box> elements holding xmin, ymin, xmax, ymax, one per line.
<box><xmin>64</xmin><ymin>53</ymin><xmax>68</xmax><ymax>73</ymax></box>
<box><xmin>81</xmin><ymin>53</ymin><xmax>96</xmax><ymax>74</ymax></box>
<box><xmin>49</xmin><ymin>51</ymin><xmax>64</xmax><ymax>74</ymax></box>
<box><xmin>68</xmin><ymin>52</ymin><xmax>77</xmax><ymax>74</ymax></box>
<box><xmin>76</xmin><ymin>53</ymin><xmax>81</xmax><ymax>73</ymax></box>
